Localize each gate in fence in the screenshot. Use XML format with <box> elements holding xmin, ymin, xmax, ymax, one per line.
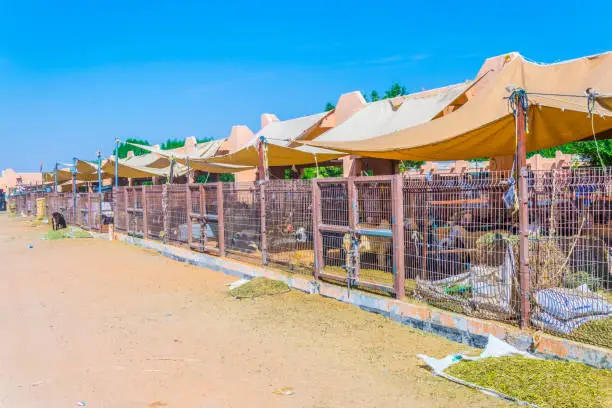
<box><xmin>313</xmin><ymin>176</ymin><xmax>405</xmax><ymax>298</ymax></box>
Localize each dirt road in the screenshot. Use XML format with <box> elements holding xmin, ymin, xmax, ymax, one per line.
<box><xmin>0</xmin><ymin>214</ymin><xmax>503</xmax><ymax>407</ymax></box>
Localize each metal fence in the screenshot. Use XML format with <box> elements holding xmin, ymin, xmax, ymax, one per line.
<box><xmin>8</xmin><ymin>171</ymin><xmax>612</xmax><ymax>349</ymax></box>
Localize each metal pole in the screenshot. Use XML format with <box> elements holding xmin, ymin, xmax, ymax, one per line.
<box><xmin>257</xmin><ymin>137</ymin><xmax>268</xmax><ymax>265</ymax></box>
<box><xmin>115</xmin><ymin>139</ymin><xmax>120</xmax><ymax>188</ymax></box>
<box><xmin>516</xmin><ymin>91</ymin><xmax>531</xmax><ymax>329</ymax></box>
<box><xmin>97</xmin><ymin>151</ymin><xmax>103</xmax><ymax>230</ymax></box>
<box><xmin>392</xmin><ymin>175</ymin><xmax>405</xmax><ymax>299</ymax></box>
<box><xmin>72</xmin><ymin>157</ymin><xmax>77</xmax><ymax>224</ymax></box>
<box><xmin>54</xmin><ymin>163</ymin><xmax>58</xmax><ymax>193</ymax></box>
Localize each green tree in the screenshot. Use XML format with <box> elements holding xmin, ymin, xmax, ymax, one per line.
<box><xmin>161</xmin><ymin>137</ymin><xmax>213</xmax><ymax>150</ymax></box>
<box><xmin>324</xmin><ymin>102</ymin><xmax>335</xmax><ymax>112</ymax></box>
<box><xmin>117</xmin><ymin>138</ymin><xmax>151</xmax><ymax>159</ymax></box>
<box><xmin>370</xmin><ymin>90</ymin><xmax>380</xmax><ymax>102</ymax></box>
<box><xmin>300</xmin><ymin>165</ymin><xmax>343</xmax><ymax>179</ymax></box>
<box><xmin>383</xmin><ymin>82</ymin><xmax>407</xmax><ymax>99</ymax></box>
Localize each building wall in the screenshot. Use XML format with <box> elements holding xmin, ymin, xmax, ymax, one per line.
<box><xmin>0</xmin><ymin>169</ymin><xmax>43</xmax><ymax>191</ymax></box>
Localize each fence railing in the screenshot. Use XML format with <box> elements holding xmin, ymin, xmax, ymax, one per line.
<box><xmin>8</xmin><ymin>169</ymin><xmax>612</xmax><ymax>349</ymax></box>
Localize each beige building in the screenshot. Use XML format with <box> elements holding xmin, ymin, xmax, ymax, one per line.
<box><xmin>0</xmin><ymin>168</ymin><xmax>43</xmax><ymax>192</ymax></box>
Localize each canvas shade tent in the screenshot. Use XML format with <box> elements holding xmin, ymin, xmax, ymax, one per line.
<box><xmin>101</xmin><ymin>156</ymin><xmax>188</xmax><ymax>179</ymax></box>
<box><xmin>126</xmin><ymin>139</ymin><xmax>252</xmax><ymax>174</ymax></box>
<box><xmin>598</xmin><ymin>94</ymin><xmax>612</xmax><ymax>111</ymax></box>
<box><xmin>200</xmin><ymin>112</ymin><xmax>345</xmax><ymax>167</ymax></box>
<box><xmin>304</xmin><ymin>52</ymin><xmax>612</xmax><ymax>161</ymax></box>
<box><xmin>43</xmin><ymin>168</ymin><xmax>102</xmax><ymax>183</ymax></box>
<box><xmin>308</xmin><ymin>80</ymin><xmax>479</xmax><ymax>145</ymax></box>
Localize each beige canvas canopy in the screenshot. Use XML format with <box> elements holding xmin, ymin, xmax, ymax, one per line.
<box><xmin>101</xmin><ymin>156</ymin><xmax>188</xmax><ymax>179</ymax></box>
<box><xmin>598</xmin><ymin>94</ymin><xmax>612</xmax><ymax>111</ymax></box>
<box><xmin>304</xmin><ymin>52</ymin><xmax>612</xmax><ymax>161</ymax></box>
<box><xmin>202</xmin><ymin>113</ymin><xmax>344</xmax><ymax>167</ymax></box>
<box><xmin>44</xmin><ymin>168</ymin><xmax>102</xmax><ymax>183</ymax></box>
<box><xmin>310</xmin><ymin>80</ymin><xmax>477</xmax><ymax>144</ymax></box>
<box><xmin>126</xmin><ymin>140</ymin><xmax>252</xmax><ymax>174</ymax></box>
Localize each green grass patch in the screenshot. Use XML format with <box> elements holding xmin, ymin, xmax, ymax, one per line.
<box><xmin>445</xmin><ymin>355</ymin><xmax>612</xmax><ymax>408</ymax></box>
<box><xmin>229</xmin><ymin>277</ymin><xmax>290</xmax><ymax>299</ymax></box>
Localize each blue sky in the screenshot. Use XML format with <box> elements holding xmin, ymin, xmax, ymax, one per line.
<box><xmin>1</xmin><ymin>0</ymin><xmax>610</xmax><ymax>171</ymax></box>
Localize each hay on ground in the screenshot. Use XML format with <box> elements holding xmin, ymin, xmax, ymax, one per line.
<box><xmin>229</xmin><ymin>277</ymin><xmax>290</xmax><ymax>299</ymax></box>
<box><xmin>445</xmin><ymin>355</ymin><xmax>611</xmax><ymax>408</ymax></box>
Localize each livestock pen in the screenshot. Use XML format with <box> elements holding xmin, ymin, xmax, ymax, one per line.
<box><xmin>9</xmin><ymin>168</ymin><xmax>612</xmax><ymax>349</ymax></box>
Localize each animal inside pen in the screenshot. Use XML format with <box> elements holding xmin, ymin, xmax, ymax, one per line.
<box><xmin>145</xmin><ymin>186</ymin><xmax>164</xmax><ymax>239</ymax></box>
<box><xmin>404</xmin><ymin>171</ymin><xmax>520</xmax><ymax>320</ymax></box>
<box><xmin>114</xmin><ymin>189</ymin><xmax>127</xmax><ymax>232</ymax></box>
<box><xmin>188</xmin><ymin>185</ymin><xmax>219</xmax><ymax>251</ymax></box>
<box><xmin>166</xmin><ymin>185</ymin><xmax>188</xmax><ymax>244</ymax></box>
<box><xmin>265</xmin><ymin>180</ymin><xmax>314</xmax><ymax>274</ymax></box>
<box><xmin>527</xmin><ymin>169</ymin><xmax>612</xmax><ymax>347</ymax></box>
<box><xmin>353</xmin><ymin>180</ymin><xmax>394</xmax><ymax>287</ymax></box>
<box><xmin>223</xmin><ymin>182</ymin><xmax>262</xmax><ymax>261</ymax></box>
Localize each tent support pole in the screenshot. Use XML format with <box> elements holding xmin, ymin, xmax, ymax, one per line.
<box><xmin>114</xmin><ymin>140</ymin><xmax>120</xmax><ymax>188</ymax></box>
<box><xmin>97</xmin><ymin>151</ymin><xmax>102</xmax><ymax>229</ymax></box>
<box><xmin>54</xmin><ymin>163</ymin><xmax>58</xmax><ymax>193</ymax></box>
<box><xmin>72</xmin><ymin>158</ymin><xmax>77</xmax><ymax>223</ymax></box>
<box><xmin>257</xmin><ymin>138</ymin><xmax>268</xmax><ymax>265</ymax></box>
<box><xmin>516</xmin><ymin>95</ymin><xmax>531</xmax><ymax>329</ymax></box>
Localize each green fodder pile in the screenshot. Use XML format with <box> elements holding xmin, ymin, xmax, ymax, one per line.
<box><xmin>229</xmin><ymin>277</ymin><xmax>290</xmax><ymax>299</ymax></box>
<box><xmin>474</xmin><ymin>232</ymin><xmax>568</xmax><ymax>288</ymax></box>
<box><xmin>445</xmin><ymin>355</ymin><xmax>612</xmax><ymax>408</ymax></box>
<box><xmin>563</xmin><ymin>317</ymin><xmax>612</xmax><ymax>349</ymax></box>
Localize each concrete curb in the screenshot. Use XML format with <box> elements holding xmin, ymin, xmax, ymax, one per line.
<box><xmin>106</xmin><ymin>232</ymin><xmax>611</xmax><ymax>369</ymax></box>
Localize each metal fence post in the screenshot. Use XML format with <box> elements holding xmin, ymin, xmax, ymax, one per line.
<box><xmin>392</xmin><ymin>175</ymin><xmax>405</xmax><ymax>299</ymax></box>
<box><xmin>347</xmin><ymin>177</ymin><xmax>360</xmax><ymax>281</ymax></box>
<box><xmin>516</xmin><ymin>95</ymin><xmax>531</xmax><ymax>329</ymax></box>
<box><xmin>312</xmin><ymin>178</ymin><xmax>323</xmax><ymax>280</ymax></box>
<box><xmin>87</xmin><ymin>192</ymin><xmax>92</xmax><ymax>230</ymax></box>
<box><xmin>260</xmin><ymin>180</ymin><xmax>268</xmax><ymax>266</ymax></box>
<box><xmin>124</xmin><ymin>187</ymin><xmax>129</xmax><ymax>232</ymax></box>
<box><xmin>200</xmin><ymin>184</ymin><xmax>207</xmax><ymax>249</ymax></box>
<box><xmin>186</xmin><ymin>184</ymin><xmax>193</xmax><ymax>248</ymax></box>
<box><xmin>162</xmin><ymin>184</ymin><xmax>169</xmax><ymax>244</ymax></box>
<box><xmin>216</xmin><ymin>182</ymin><xmax>225</xmax><ymax>257</ymax></box>
<box><xmin>142</xmin><ymin>185</ymin><xmax>148</xmax><ymax>239</ymax></box>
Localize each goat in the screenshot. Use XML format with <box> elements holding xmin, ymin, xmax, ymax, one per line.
<box><xmin>51</xmin><ymin>212</ymin><xmax>67</xmax><ymax>231</ymax></box>
<box><xmin>343</xmin><ymin>219</ymin><xmax>391</xmax><ymax>269</ymax></box>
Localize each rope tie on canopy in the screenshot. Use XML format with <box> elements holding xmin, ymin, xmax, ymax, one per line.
<box><xmin>586</xmin><ymin>88</ymin><xmax>606</xmax><ymax>167</ymax></box>
<box><xmin>503</xmin><ymin>88</ymin><xmax>530</xmax><ymax>213</ymax></box>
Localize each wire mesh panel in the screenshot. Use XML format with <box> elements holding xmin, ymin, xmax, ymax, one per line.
<box><xmin>90</xmin><ymin>193</ymin><xmax>101</xmax><ymax>231</ymax></box>
<box><xmin>77</xmin><ymin>193</ymin><xmax>89</xmax><ymax>229</ymax></box>
<box><xmin>62</xmin><ymin>194</ymin><xmax>75</xmax><ymax>226</ymax></box>
<box><xmin>354</xmin><ymin>178</ymin><xmax>394</xmax><ymax>291</ymax></box>
<box><xmin>127</xmin><ymin>187</ymin><xmax>144</xmax><ymax>237</ymax></box>
<box><xmin>403</xmin><ymin>171</ymin><xmax>519</xmax><ymax>322</ymax></box>
<box><xmin>100</xmin><ymin>191</ymin><xmax>113</xmax><ymax>232</ymax></box>
<box><xmin>146</xmin><ymin>185</ymin><xmax>164</xmax><ymax>240</ymax></box>
<box><xmin>188</xmin><ymin>184</ymin><xmax>220</xmax><ymax>253</ymax></box>
<box><xmin>204</xmin><ymin>184</ymin><xmax>219</xmax><ymax>216</ymax></box>
<box><xmin>25</xmin><ymin>194</ymin><xmax>36</xmax><ymax>216</ymax></box>
<box><xmin>265</xmin><ymin>180</ymin><xmax>314</xmax><ymax>275</ymax></box>
<box><xmin>14</xmin><ymin>195</ymin><xmax>26</xmax><ymax>215</ymax></box>
<box><xmin>316</xmin><ymin>180</ymin><xmax>350</xmax><ymax>281</ymax></box>
<box><xmin>114</xmin><ymin>188</ymin><xmax>127</xmax><ymax>232</ymax></box>
<box><xmin>223</xmin><ymin>182</ymin><xmax>261</xmax><ymax>264</ymax></box>
<box><xmin>528</xmin><ymin>168</ymin><xmax>612</xmax><ymax>348</ymax></box>
<box><xmin>166</xmin><ymin>185</ymin><xmax>188</xmax><ymax>245</ymax></box>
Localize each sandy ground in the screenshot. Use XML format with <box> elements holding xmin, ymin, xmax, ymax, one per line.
<box><xmin>0</xmin><ymin>214</ymin><xmax>504</xmax><ymax>408</ymax></box>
